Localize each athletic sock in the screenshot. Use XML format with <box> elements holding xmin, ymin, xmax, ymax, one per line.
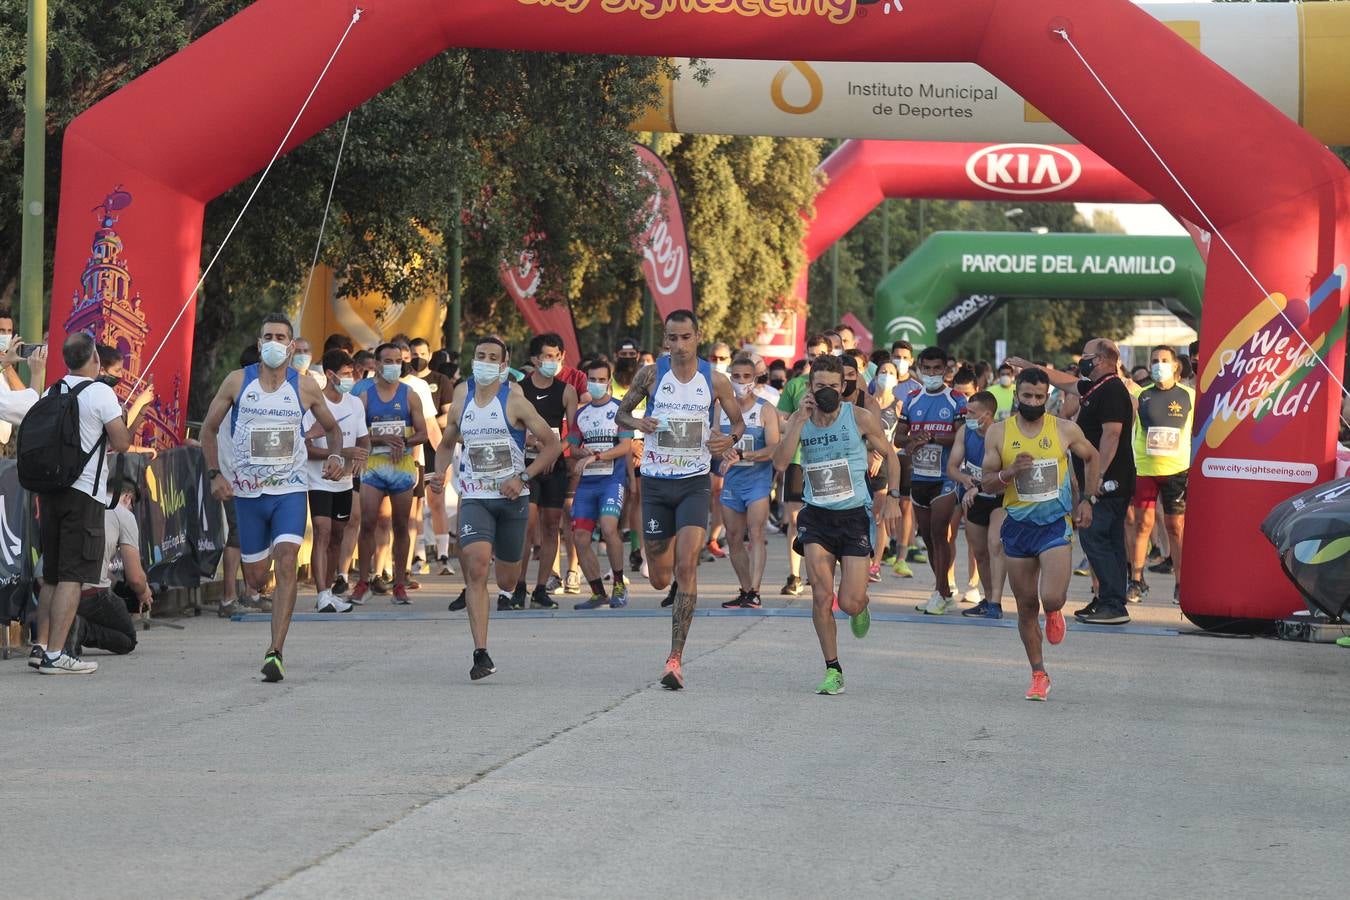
<box><xmin>1031</xmin><ymin>663</ymin><xmax>1046</xmax><ymax>673</ymax></box>
<box><xmin>825</xmin><ymin>658</ymin><xmax>842</xmax><ymax>673</ymax></box>
<box><xmin>629</xmin><ymin>531</ymin><xmax>639</xmax><ymax>552</ymax></box>
<box><xmin>435</xmin><ymin>535</ymin><xmax>450</xmax><ymax>558</ymax></box>
<box><xmin>588</xmin><ymin>578</ymin><xmax>606</xmax><ymax>597</ymax></box>
<box><xmin>45</xmin><ymin>650</ymin><xmax>63</xmax><ymax>662</ymax></box>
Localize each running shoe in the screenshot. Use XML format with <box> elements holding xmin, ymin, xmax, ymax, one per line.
<box><xmin>238</xmin><ymin>593</ymin><xmax>269</xmax><ymax>613</ymax></box>
<box><xmin>371</xmin><ymin>575</ymin><xmax>392</xmax><ymax>595</ymax></box>
<box><xmin>906</xmin><ymin>546</ymin><xmax>927</xmax><ymax>565</ymax></box>
<box><xmin>629</xmin><ymin>548</ymin><xmax>643</xmax><ymax>573</ymax></box>
<box><xmin>38</xmin><ymin>652</ymin><xmax>97</xmax><ymax>675</ymax></box>
<box><xmin>331</xmin><ymin>574</ymin><xmax>349</xmax><ymax>596</ymax></box>
<box><xmin>609</xmin><ymin>583</ymin><xmax>629</xmax><ymax>608</ymax></box>
<box><xmin>962</xmin><ymin>600</ymin><xmax>990</xmax><ymax>618</ymax></box>
<box><xmin>470</xmin><ymin>648</ymin><xmax>496</xmax><ymax>681</ymax></box>
<box><xmin>705</xmin><ymin>540</ymin><xmax>727</xmax><ymax>559</ymax></box>
<box><xmin>317</xmin><ymin>592</ymin><xmax>353</xmax><ymax>614</ymax></box>
<box><xmin>815</xmin><ymin>668</ymin><xmax>845</xmax><ymax>695</ymax></box>
<box><xmin>1072</xmin><ymin>596</ymin><xmax>1099</xmax><ymax>619</ymax></box>
<box><xmin>574</xmin><ymin>593</ymin><xmax>608</xmax><ymax>610</ymax></box>
<box><xmin>722</xmin><ymin>589</ymin><xmax>749</xmax><ymax>609</ymax></box>
<box><xmin>850</xmin><ymin>606</ymin><xmax>871</xmax><ymax>639</ymax></box>
<box><xmin>261</xmin><ymin>650</ymin><xmax>284</xmax><ymax>683</ymax></box>
<box><xmin>510</xmin><ymin>584</ymin><xmax>528</xmax><ymax>610</ymax></box>
<box><xmin>449</xmin><ymin>589</ymin><xmax>466</xmax><ymax>611</ymax></box>
<box><xmin>1045</xmin><ymin>609</ymin><xmax>1066</xmax><ymax>645</ymax></box>
<box><xmin>1072</xmin><ymin>558</ymin><xmax>1091</xmax><ymax>577</ymax></box>
<box><xmin>412</xmin><ymin>557</ymin><xmax>429</xmax><ymax>576</ymax></box>
<box><xmin>405</xmin><ymin>579</ymin><xmax>422</xmax><ymax>591</ymax></box>
<box><xmin>984</xmin><ymin>603</ymin><xmax>1004</xmax><ymax>620</ymax></box>
<box><xmin>497</xmin><ymin>591</ymin><xmax>514</xmax><ymax>612</ymax></box>
<box><xmin>531</xmin><ymin>586</ymin><xmax>559</xmax><ymax>609</ymax></box>
<box><xmin>27</xmin><ymin>644</ymin><xmax>44</xmax><ymax>669</ymax></box>
<box><xmin>1077</xmin><ymin>604</ymin><xmax>1130</xmax><ymax>625</ymax></box>
<box><xmin>1126</xmin><ymin>579</ymin><xmax>1149</xmax><ymax>603</ymax></box>
<box><xmin>350</xmin><ymin>581</ymin><xmax>371</xmax><ymax>605</ymax></box>
<box><xmin>891</xmin><ymin>558</ymin><xmax>914</xmax><ymax>578</ymax></box>
<box><xmin>391</xmin><ymin>584</ymin><xmax>412</xmax><ymax>605</ymax></box>
<box><xmin>217</xmin><ymin>599</ymin><xmax>240</xmax><ymax>618</ymax></box>
<box><xmin>880</xmin><ymin>549</ymin><xmax>898</xmax><ymax>567</ymax></box>
<box><xmin>1336</xmin><ymin>636</ymin><xmax>1350</xmax><ymax>648</ymax></box>
<box><xmin>545</xmin><ymin>573</ymin><xmax>563</xmax><ymax>593</ymax></box>
<box><xmin>1148</xmin><ymin>556</ymin><xmax>1174</xmax><ymax>575</ymax></box>
<box><xmin>963</xmin><ymin>586</ymin><xmax>983</xmax><ymax>604</ymax></box>
<box><xmin>563</xmin><ymin>571</ymin><xmax>582</xmax><ymax>595</ymax></box>
<box><xmin>741</xmin><ymin>590</ymin><xmax>762</xmax><ymax>610</ymax></box>
<box><xmin>868</xmin><ymin>563</ymin><xmax>882</xmax><ymax>583</ymax></box>
<box><xmin>1025</xmin><ymin>670</ymin><xmax>1050</xmax><ymax>701</ymax></box>
<box><xmin>781</xmin><ymin>575</ymin><xmax>803</xmax><ymax>596</ymax></box>
<box><xmin>918</xmin><ymin>592</ymin><xmax>953</xmax><ymax>615</ymax></box>
<box><xmin>662</xmin><ymin>582</ymin><xmax>677</xmax><ymax>608</ymax></box>
<box><xmin>438</xmin><ymin>556</ymin><xmax>456</xmax><ymax>576</ymax></box>
<box><xmin>660</xmin><ymin>655</ymin><xmax>684</xmax><ymax>690</ymax></box>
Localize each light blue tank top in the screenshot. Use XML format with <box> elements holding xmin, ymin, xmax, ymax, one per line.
<box><xmin>720</xmin><ymin>397</ymin><xmax>771</xmax><ymax>489</ymax></box>
<box><xmin>799</xmin><ymin>404</ymin><xmax>870</xmax><ymax>511</ymax></box>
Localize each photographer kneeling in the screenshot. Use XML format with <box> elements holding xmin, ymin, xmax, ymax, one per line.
<box><xmin>66</xmin><ymin>477</ymin><xmax>153</xmax><ymax>657</ymax></box>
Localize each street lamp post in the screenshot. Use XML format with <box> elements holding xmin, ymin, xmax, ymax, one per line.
<box><xmin>20</xmin><ymin>0</ymin><xmax>47</xmax><ymax>344</ymax></box>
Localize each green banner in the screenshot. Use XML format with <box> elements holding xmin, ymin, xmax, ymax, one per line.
<box><xmin>874</xmin><ymin>232</ymin><xmax>1205</xmax><ymax>347</ymax></box>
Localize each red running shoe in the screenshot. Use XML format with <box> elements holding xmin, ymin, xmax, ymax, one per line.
<box><xmin>660</xmin><ymin>656</ymin><xmax>684</xmax><ymax>690</ymax></box>
<box><xmin>1045</xmin><ymin>609</ymin><xmax>1066</xmax><ymax>645</ymax></box>
<box><xmin>392</xmin><ymin>583</ymin><xmax>411</xmax><ymax>605</ymax></box>
<box><xmin>705</xmin><ymin>540</ymin><xmax>727</xmax><ymax>559</ymax></box>
<box><xmin>350</xmin><ymin>580</ymin><xmax>370</xmax><ymax>604</ymax></box>
<box><xmin>1025</xmin><ymin>670</ymin><xmax>1051</xmax><ymax>701</ymax></box>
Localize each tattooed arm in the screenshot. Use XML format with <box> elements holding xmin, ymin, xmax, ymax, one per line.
<box><xmin>615</xmin><ymin>364</ymin><xmax>660</xmax><ymax>434</ymax></box>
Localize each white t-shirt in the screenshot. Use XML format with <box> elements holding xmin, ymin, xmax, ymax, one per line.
<box><xmin>754</xmin><ymin>383</ymin><xmax>781</xmax><ymax>405</ymax></box>
<box><xmin>62</xmin><ymin>375</ymin><xmax>123</xmax><ymax>504</ymax></box>
<box><xmin>0</xmin><ymin>379</ymin><xmax>38</xmax><ymax>434</ymax></box>
<box><xmin>301</xmin><ymin>392</ymin><xmax>368</xmax><ymax>492</ymax></box>
<box><xmin>89</xmin><ymin>503</ymin><xmax>138</xmax><ymax>589</ymax></box>
<box><xmin>401</xmin><ymin>376</ymin><xmax>436</xmax><ymax>466</ymax></box>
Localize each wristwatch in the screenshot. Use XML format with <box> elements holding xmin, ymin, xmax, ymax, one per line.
<box><xmin>206</xmin><ymin>468</ymin><xmax>221</xmax><ymax>480</ymax></box>
<box><xmin>887</xmin><ymin>488</ymin><xmax>903</xmax><ymax>499</ymax></box>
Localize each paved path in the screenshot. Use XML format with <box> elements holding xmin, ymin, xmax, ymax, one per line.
<box><xmin>6</xmin><ymin>534</ymin><xmax>1347</xmax><ymax>898</ymax></box>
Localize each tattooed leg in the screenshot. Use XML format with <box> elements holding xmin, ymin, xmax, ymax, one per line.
<box><xmin>669</xmin><ymin>524</ymin><xmax>705</xmax><ymax>659</ymax></box>
<box><xmin>671</xmin><ymin>589</ymin><xmax>697</xmax><ymax>659</ymax></box>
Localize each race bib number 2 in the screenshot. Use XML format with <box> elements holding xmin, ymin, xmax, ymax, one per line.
<box><xmin>805</xmin><ymin>459</ymin><xmax>854</xmax><ymax>504</ymax></box>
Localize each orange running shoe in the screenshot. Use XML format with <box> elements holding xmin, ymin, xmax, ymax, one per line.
<box><xmin>1045</xmin><ymin>609</ymin><xmax>1066</xmax><ymax>645</ymax></box>
<box><xmin>1025</xmin><ymin>670</ymin><xmax>1051</xmax><ymax>701</ymax></box>
<box><xmin>660</xmin><ymin>656</ymin><xmax>685</xmax><ymax>690</ymax></box>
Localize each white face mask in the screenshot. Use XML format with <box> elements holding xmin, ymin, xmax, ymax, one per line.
<box><xmin>473</xmin><ymin>360</ymin><xmax>503</xmax><ymax>384</ymax></box>
<box><xmin>922</xmin><ymin>374</ymin><xmax>945</xmax><ymax>392</ymax></box>
<box><xmin>831</xmin><ymin>349</ymin><xmax>844</xmax><ymax>357</ymax></box>
<box><xmin>714</xmin><ymin>362</ymin><xmax>730</xmax><ymax>375</ymax></box>
<box><xmin>894</xmin><ymin>359</ymin><xmax>910</xmax><ymax>377</ymax></box>
<box><xmin>0</xmin><ymin>334</ymin><xmax>11</xmax><ymax>353</ymax></box>
<box><xmin>731</xmin><ymin>381</ymin><xmax>752</xmax><ymax>399</ymax></box>
<box><xmin>876</xmin><ymin>373</ymin><xmax>898</xmax><ymax>392</ymax></box>
<box><xmin>292</xmin><ymin>353</ymin><xmax>312</xmax><ymax>373</ymax></box>
<box><xmin>1151</xmin><ymin>362</ymin><xmax>1174</xmax><ymax>384</ymax></box>
<box><xmin>998</xmin><ymin>374</ymin><xmax>1013</xmax><ymax>387</ymax></box>
<box><xmin>259</xmin><ymin>340</ymin><xmax>289</xmax><ymax>369</ymax></box>
<box><xmin>587</xmin><ymin>380</ymin><xmax>609</xmax><ymax>399</ymax></box>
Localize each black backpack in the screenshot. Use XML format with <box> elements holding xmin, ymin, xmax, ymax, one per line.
<box><xmin>16</xmin><ymin>379</ymin><xmax>109</xmax><ymax>498</ymax></box>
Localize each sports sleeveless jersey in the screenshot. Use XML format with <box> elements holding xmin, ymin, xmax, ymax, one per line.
<box><xmin>720</xmin><ymin>397</ymin><xmax>771</xmax><ymax>487</ymax></box>
<box><xmin>877</xmin><ymin>396</ymin><xmax>901</xmax><ymax>444</ymax></box>
<box><xmin>643</xmin><ymin>356</ymin><xmax>715</xmax><ymax>479</ymax></box>
<box><xmin>458</xmin><ymin>379</ymin><xmax>528</xmax><ymax>500</ymax></box>
<box><xmin>575</xmin><ymin>397</ymin><xmax>629</xmax><ymax>481</ymax></box>
<box><xmin>365</xmin><ymin>382</ymin><xmax>413</xmax><ymax>458</ymax></box>
<box><xmin>1133</xmin><ymin>383</ymin><xmax>1194</xmax><ymax>477</ymax></box>
<box><xmin>961</xmin><ymin>423</ymin><xmax>997</xmax><ymax>500</ymax></box>
<box><xmin>1001</xmin><ymin>416</ymin><xmax>1073</xmax><ymax>525</ymax></box>
<box><xmin>524</xmin><ymin>377</ymin><xmax>567</xmax><ymax>471</ymax></box>
<box><xmin>900</xmin><ymin>386</ymin><xmax>967</xmax><ymax>482</ymax></box>
<box><xmin>229</xmin><ymin>364</ymin><xmax>307</xmax><ymax>498</ymax></box>
<box><xmin>799</xmin><ymin>404</ymin><xmax>870</xmax><ymax>512</ymax></box>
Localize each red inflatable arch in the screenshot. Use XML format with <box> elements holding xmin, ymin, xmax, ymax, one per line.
<box><xmin>51</xmin><ymin>0</ymin><xmax>1350</xmax><ymax>625</ymax></box>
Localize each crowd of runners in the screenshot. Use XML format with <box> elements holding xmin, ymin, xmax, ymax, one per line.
<box><xmin>39</xmin><ymin>308</ymin><xmax>1195</xmax><ymax>701</ymax></box>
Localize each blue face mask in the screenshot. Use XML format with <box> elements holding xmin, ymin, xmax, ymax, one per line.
<box><xmin>337</xmin><ymin>376</ymin><xmax>355</xmax><ymax>394</ymax></box>
<box><xmin>473</xmin><ymin>360</ymin><xmax>503</xmax><ymax>384</ymax></box>
<box><xmin>1151</xmin><ymin>362</ymin><xmax>1173</xmax><ymax>384</ymax></box>
<box><xmin>291</xmin><ymin>353</ymin><xmax>312</xmax><ymax>372</ymax></box>
<box><xmin>587</xmin><ymin>380</ymin><xmax>608</xmax><ymax>399</ymax></box>
<box><xmin>259</xmin><ymin>341</ymin><xmax>289</xmax><ymax>369</ymax></box>
<box><xmin>381</xmin><ymin>364</ymin><xmax>402</xmax><ymax>383</ymax></box>
<box><xmin>538</xmin><ymin>360</ymin><xmax>561</xmax><ymax>378</ymax></box>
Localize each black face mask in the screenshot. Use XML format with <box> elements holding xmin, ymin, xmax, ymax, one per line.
<box><xmin>1076</xmin><ymin>357</ymin><xmax>1097</xmax><ymax>379</ymax></box>
<box><xmin>410</xmin><ymin>357</ymin><xmax>428</xmax><ymax>372</ymax></box>
<box><xmin>770</xmin><ymin>376</ymin><xmax>785</xmax><ymax>390</ymax></box>
<box><xmin>842</xmin><ymin>380</ymin><xmax>857</xmax><ymax>398</ymax></box>
<box><xmin>1020</xmin><ymin>402</ymin><xmax>1047</xmax><ymax>421</ymax></box>
<box><xmin>814</xmin><ymin>387</ymin><xmax>841</xmax><ymax>413</ymax></box>
<box><xmin>97</xmin><ymin>374</ymin><xmax>120</xmax><ymax>389</ymax></box>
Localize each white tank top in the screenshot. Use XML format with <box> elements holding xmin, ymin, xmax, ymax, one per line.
<box><xmin>457</xmin><ymin>380</ymin><xmax>529</xmax><ymax>500</ymax></box>
<box><xmin>642</xmin><ymin>356</ymin><xmax>715</xmax><ymax>479</ymax></box>
<box><xmin>576</xmin><ymin>398</ymin><xmax>626</xmax><ymax>479</ymax></box>
<box><xmin>229</xmin><ymin>365</ymin><xmax>307</xmax><ymax>498</ymax></box>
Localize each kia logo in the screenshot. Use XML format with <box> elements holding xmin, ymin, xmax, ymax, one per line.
<box><xmin>965</xmin><ymin>144</ymin><xmax>1082</xmax><ymax>196</ymax></box>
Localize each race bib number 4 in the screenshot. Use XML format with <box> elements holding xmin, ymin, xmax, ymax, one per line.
<box><xmin>1146</xmin><ymin>426</ymin><xmax>1182</xmax><ymax>456</ymax></box>
<box><xmin>805</xmin><ymin>459</ymin><xmax>854</xmax><ymax>504</ymax></box>
<box><xmin>912</xmin><ymin>443</ymin><xmax>942</xmax><ymax>479</ymax></box>
<box><xmin>1014</xmin><ymin>458</ymin><xmax>1060</xmax><ymax>503</ymax></box>
<box><xmin>466</xmin><ymin>441</ymin><xmax>513</xmax><ymax>478</ymax></box>
<box><xmin>249</xmin><ymin>425</ymin><xmax>296</xmax><ymax>465</ymax></box>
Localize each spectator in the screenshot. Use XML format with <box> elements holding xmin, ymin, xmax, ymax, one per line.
<box><xmin>615</xmin><ymin>338</ymin><xmax>640</xmax><ymax>362</ymax></box>
<box><xmin>1130</xmin><ymin>365</ymin><xmax>1152</xmax><ymax>388</ymax></box>
<box><xmin>768</xmin><ymin>358</ymin><xmax>788</xmax><ymax>392</ymax></box>
<box><xmin>95</xmin><ymin>344</ymin><xmax>157</xmax><ymax>452</ymax></box>
<box><xmin>988</xmin><ymin>361</ymin><xmax>1017</xmax><ymax>420</ymax></box>
<box><xmin>0</xmin><ymin>337</ymin><xmax>46</xmax><ymax>435</ymax></box>
<box><xmin>66</xmin><ymin>476</ymin><xmax>151</xmax><ymax>657</ymax></box>
<box><xmin>28</xmin><ymin>331</ymin><xmax>132</xmax><ymax>674</ymax></box>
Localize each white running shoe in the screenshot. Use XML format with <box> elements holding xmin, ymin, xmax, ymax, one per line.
<box><xmin>316</xmin><ymin>591</ymin><xmax>353</xmax><ymax>614</ymax></box>
<box><xmin>38</xmin><ymin>652</ymin><xmax>98</xmax><ymax>675</ymax></box>
<box><xmin>315</xmin><ymin>589</ymin><xmax>332</xmax><ymax>611</ymax></box>
<box><xmin>921</xmin><ymin>591</ymin><xmax>953</xmax><ymax>615</ymax></box>
<box><xmin>963</xmin><ymin>586</ymin><xmax>984</xmax><ymax>604</ymax></box>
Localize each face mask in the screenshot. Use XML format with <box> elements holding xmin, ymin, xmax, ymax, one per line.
<box><xmin>260</xmin><ymin>341</ymin><xmax>289</xmax><ymax>369</ymax></box>
<box><xmin>1151</xmin><ymin>362</ymin><xmax>1173</xmax><ymax>384</ymax></box>
<box><xmin>770</xmin><ymin>376</ymin><xmax>785</xmax><ymax>390</ymax></box>
<box><xmin>1020</xmin><ymin>402</ymin><xmax>1047</xmax><ymax>421</ymax></box>
<box><xmin>965</xmin><ymin>414</ymin><xmax>984</xmax><ymax>432</ymax></box>
<box><xmin>538</xmin><ymin>360</ymin><xmax>560</xmax><ymax>378</ymax></box>
<box><xmin>1076</xmin><ymin>357</ymin><xmax>1097</xmax><ymax>379</ymax></box>
<box><xmin>732</xmin><ymin>381</ymin><xmax>751</xmax><ymax>399</ymax></box>
<box><xmin>0</xmin><ymin>334</ymin><xmax>11</xmax><ymax>352</ymax></box>
<box><xmin>876</xmin><ymin>373</ymin><xmax>898</xmax><ymax>392</ymax></box>
<box><xmin>381</xmin><ymin>364</ymin><xmax>402</xmax><ymax>383</ymax></box>
<box><xmin>97</xmin><ymin>374</ymin><xmax>120</xmax><ymax>389</ymax></box>
<box><xmin>831</xmin><ymin>349</ymin><xmax>844</xmax><ymax>358</ymax></box>
<box><xmin>998</xmin><ymin>374</ymin><xmax>1012</xmax><ymax>387</ymax></box>
<box><xmin>813</xmin><ymin>387</ymin><xmax>841</xmax><ymax>413</ymax></box>
<box><xmin>922</xmin><ymin>374</ymin><xmax>945</xmax><ymax>392</ymax></box>
<box><xmin>842</xmin><ymin>379</ymin><xmax>857</xmax><ymax>398</ymax></box>
<box><xmin>291</xmin><ymin>353</ymin><xmax>311</xmax><ymax>372</ymax></box>
<box><xmin>894</xmin><ymin>359</ymin><xmax>910</xmax><ymax>377</ymax></box>
<box><xmin>473</xmin><ymin>360</ymin><xmax>503</xmax><ymax>384</ymax></box>
<box><xmin>587</xmin><ymin>380</ymin><xmax>609</xmax><ymax>399</ymax></box>
<box><xmin>410</xmin><ymin>357</ymin><xmax>428</xmax><ymax>372</ymax></box>
<box><xmin>337</xmin><ymin>376</ymin><xmax>355</xmax><ymax>394</ymax></box>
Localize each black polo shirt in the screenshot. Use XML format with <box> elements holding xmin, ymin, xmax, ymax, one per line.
<box><xmin>1074</xmin><ymin>375</ymin><xmax>1135</xmax><ymax>500</ymax></box>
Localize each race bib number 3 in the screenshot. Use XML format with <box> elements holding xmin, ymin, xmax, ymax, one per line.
<box><xmin>657</xmin><ymin>417</ymin><xmax>705</xmax><ymax>451</ymax></box>
<box><xmin>805</xmin><ymin>459</ymin><xmax>854</xmax><ymax>504</ymax></box>
<box><xmin>912</xmin><ymin>443</ymin><xmax>942</xmax><ymax>479</ymax></box>
<box><xmin>1014</xmin><ymin>458</ymin><xmax>1060</xmax><ymax>503</ymax></box>
<box><xmin>1146</xmin><ymin>426</ymin><xmax>1182</xmax><ymax>456</ymax></box>
<box><xmin>467</xmin><ymin>441</ymin><xmax>513</xmax><ymax>478</ymax></box>
<box><xmin>249</xmin><ymin>425</ymin><xmax>296</xmax><ymax>465</ymax></box>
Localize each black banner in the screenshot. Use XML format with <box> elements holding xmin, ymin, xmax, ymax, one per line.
<box><xmin>0</xmin><ymin>460</ymin><xmax>36</xmax><ymax>624</ymax></box>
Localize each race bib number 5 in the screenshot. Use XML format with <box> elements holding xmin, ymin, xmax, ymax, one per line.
<box><xmin>249</xmin><ymin>425</ymin><xmax>296</xmax><ymax>465</ymax></box>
